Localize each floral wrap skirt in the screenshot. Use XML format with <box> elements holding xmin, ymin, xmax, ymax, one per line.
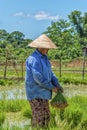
<box><xmin>29</xmin><ymin>99</ymin><xmax>50</xmax><ymax>127</ymax></box>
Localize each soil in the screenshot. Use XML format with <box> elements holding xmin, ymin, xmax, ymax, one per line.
<box><xmin>50</xmin><ymin>59</ymin><xmax>87</xmax><ymax>68</ymax></box>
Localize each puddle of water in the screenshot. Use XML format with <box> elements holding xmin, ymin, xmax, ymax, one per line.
<box><xmin>0</xmin><ymin>87</ymin><xmax>26</xmax><ymax>99</ymax></box>
<box><xmin>3</xmin><ymin>117</ymin><xmax>31</xmax><ymax>129</ymax></box>
<box><xmin>4</xmin><ymin>119</ymin><xmax>31</xmax><ymax>129</ymax></box>
<box><xmin>0</xmin><ymin>84</ymin><xmax>87</xmax><ymax>100</ymax></box>
<box><xmin>64</xmin><ymin>84</ymin><xmax>87</xmax><ymax>98</ymax></box>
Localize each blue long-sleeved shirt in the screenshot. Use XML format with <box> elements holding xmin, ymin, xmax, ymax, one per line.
<box><xmin>25</xmin><ymin>49</ymin><xmax>60</xmax><ymax>100</ymax></box>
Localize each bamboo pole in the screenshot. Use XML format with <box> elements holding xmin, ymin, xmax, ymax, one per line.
<box><xmin>21</xmin><ymin>61</ymin><xmax>24</xmax><ymax>80</ymax></box>
<box><xmin>82</xmin><ymin>55</ymin><xmax>85</xmax><ymax>80</ymax></box>
<box><xmin>13</xmin><ymin>60</ymin><xmax>19</xmax><ymax>79</ymax></box>
<box><xmin>4</xmin><ymin>48</ymin><xmax>8</xmax><ymax>79</ymax></box>
<box><xmin>59</xmin><ymin>52</ymin><xmax>62</xmax><ymax>78</ymax></box>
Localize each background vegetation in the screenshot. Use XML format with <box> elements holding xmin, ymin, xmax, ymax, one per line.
<box><xmin>0</xmin><ymin>10</ymin><xmax>87</xmax><ymax>62</ymax></box>
<box><xmin>0</xmin><ymin>10</ymin><xmax>87</xmax><ymax>130</ymax></box>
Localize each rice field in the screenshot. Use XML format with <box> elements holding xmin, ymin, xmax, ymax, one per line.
<box><xmin>0</xmin><ymin>59</ymin><xmax>87</xmax><ymax>129</ymax></box>
<box><xmin>0</xmin><ymin>82</ymin><xmax>87</xmax><ymax>130</ymax></box>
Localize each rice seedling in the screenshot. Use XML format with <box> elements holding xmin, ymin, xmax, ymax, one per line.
<box><xmin>0</xmin><ymin>112</ymin><xmax>5</xmax><ymax>126</ymax></box>
<box><xmin>50</xmin><ymin>90</ymin><xmax>68</xmax><ymax>109</ymax></box>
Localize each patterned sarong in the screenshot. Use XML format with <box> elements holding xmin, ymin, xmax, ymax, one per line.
<box><xmin>29</xmin><ymin>99</ymin><xmax>50</xmax><ymax>128</ymax></box>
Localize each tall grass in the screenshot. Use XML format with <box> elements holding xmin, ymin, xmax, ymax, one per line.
<box><xmin>0</xmin><ymin>99</ymin><xmax>27</xmax><ymax>112</ymax></box>
<box><xmin>0</xmin><ymin>112</ymin><xmax>5</xmax><ymax>126</ymax></box>
<box><xmin>54</xmin><ymin>71</ymin><xmax>87</xmax><ymax>85</ymax></box>
<box><xmin>0</xmin><ymin>96</ymin><xmax>87</xmax><ymax>129</ymax></box>
<box><xmin>0</xmin><ymin>82</ymin><xmax>87</xmax><ymax>129</ymax></box>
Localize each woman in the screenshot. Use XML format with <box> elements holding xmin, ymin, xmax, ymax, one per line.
<box><xmin>25</xmin><ymin>34</ymin><xmax>63</xmax><ymax>128</ymax></box>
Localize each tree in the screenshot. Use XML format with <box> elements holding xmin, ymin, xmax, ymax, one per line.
<box><xmin>44</xmin><ymin>19</ymin><xmax>74</xmax><ymax>77</ymax></box>
<box><xmin>83</xmin><ymin>12</ymin><xmax>87</xmax><ymax>37</ymax></box>
<box><xmin>68</xmin><ymin>10</ymin><xmax>84</xmax><ymax>37</ymax></box>
<box><xmin>44</xmin><ymin>19</ymin><xmax>73</xmax><ymax>59</ymax></box>
<box><xmin>0</xmin><ymin>29</ymin><xmax>9</xmax><ymax>41</ymax></box>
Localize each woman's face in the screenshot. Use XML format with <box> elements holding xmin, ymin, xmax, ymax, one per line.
<box><xmin>38</xmin><ymin>48</ymin><xmax>49</xmax><ymax>55</ymax></box>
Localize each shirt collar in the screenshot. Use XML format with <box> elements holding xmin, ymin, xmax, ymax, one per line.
<box><xmin>35</xmin><ymin>49</ymin><xmax>47</xmax><ymax>58</ymax></box>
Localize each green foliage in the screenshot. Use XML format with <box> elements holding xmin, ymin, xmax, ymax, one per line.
<box><xmin>1</xmin><ymin>10</ymin><xmax>87</xmax><ymax>61</ymax></box>
<box><xmin>53</xmin><ymin>70</ymin><xmax>87</xmax><ymax>85</ymax></box>
<box><xmin>0</xmin><ymin>112</ymin><xmax>5</xmax><ymax>126</ymax></box>
<box><xmin>59</xmin><ymin>77</ymin><xmax>87</xmax><ymax>85</ymax></box>
<box><xmin>0</xmin><ymin>79</ymin><xmax>18</xmax><ymax>86</ymax></box>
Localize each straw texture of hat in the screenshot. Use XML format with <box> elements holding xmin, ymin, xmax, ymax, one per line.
<box><xmin>28</xmin><ymin>34</ymin><xmax>57</xmax><ymax>49</ymax></box>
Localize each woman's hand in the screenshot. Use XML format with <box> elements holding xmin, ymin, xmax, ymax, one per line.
<box><xmin>52</xmin><ymin>87</ymin><xmax>58</xmax><ymax>93</ymax></box>
<box><xmin>52</xmin><ymin>86</ymin><xmax>63</xmax><ymax>93</ymax></box>
<box><xmin>58</xmin><ymin>86</ymin><xmax>63</xmax><ymax>93</ymax></box>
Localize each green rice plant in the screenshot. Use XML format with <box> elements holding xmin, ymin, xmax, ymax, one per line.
<box><xmin>5</xmin><ymin>99</ymin><xmax>26</xmax><ymax>112</ymax></box>
<box><xmin>54</xmin><ymin>70</ymin><xmax>87</xmax><ymax>85</ymax></box>
<box><xmin>60</xmin><ymin>96</ymin><xmax>84</xmax><ymax>129</ymax></box>
<box><xmin>70</xmin><ymin>96</ymin><xmax>87</xmax><ymax>111</ymax></box>
<box><xmin>0</xmin><ymin>100</ymin><xmax>7</xmax><ymax>112</ymax></box>
<box><xmin>0</xmin><ymin>94</ymin><xmax>87</xmax><ymax>130</ymax></box>
<box><xmin>10</xmin><ymin>126</ymin><xmax>22</xmax><ymax>130</ymax></box>
<box><xmin>79</xmin><ymin>112</ymin><xmax>87</xmax><ymax>130</ymax></box>
<box><xmin>59</xmin><ymin>76</ymin><xmax>87</xmax><ymax>85</ymax></box>
<box><xmin>0</xmin><ymin>125</ymin><xmax>22</xmax><ymax>130</ymax></box>
<box><xmin>0</xmin><ymin>112</ymin><xmax>5</xmax><ymax>126</ymax></box>
<box><xmin>80</xmin><ymin>119</ymin><xmax>87</xmax><ymax>130</ymax></box>
<box><xmin>22</xmin><ymin>108</ymin><xmax>32</xmax><ymax>119</ymax></box>
<box><xmin>62</xmin><ymin>96</ymin><xmax>87</xmax><ymax>129</ymax></box>
<box><xmin>49</xmin><ymin>106</ymin><xmax>58</xmax><ymax>128</ymax></box>
<box><xmin>64</xmin><ymin>107</ymin><xmax>83</xmax><ymax>129</ymax></box>
<box><xmin>0</xmin><ymin>79</ymin><xmax>15</xmax><ymax>86</ymax></box>
<box><xmin>22</xmin><ymin>102</ymin><xmax>32</xmax><ymax>119</ymax></box>
<box><xmin>59</xmin><ymin>109</ymin><xmax>65</xmax><ymax>121</ymax></box>
<box><xmin>49</xmin><ymin>112</ymin><xmax>56</xmax><ymax>128</ymax></box>
<box><xmin>0</xmin><ymin>99</ymin><xmax>26</xmax><ymax>112</ymax></box>
<box><xmin>0</xmin><ymin>79</ymin><xmax>6</xmax><ymax>86</ymax></box>
<box><xmin>50</xmin><ymin>91</ymin><xmax>68</xmax><ymax>109</ymax></box>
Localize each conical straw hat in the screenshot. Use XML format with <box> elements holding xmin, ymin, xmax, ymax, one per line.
<box><xmin>28</xmin><ymin>34</ymin><xmax>57</xmax><ymax>49</ymax></box>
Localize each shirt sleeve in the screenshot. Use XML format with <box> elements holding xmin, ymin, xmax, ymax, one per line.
<box><xmin>29</xmin><ymin>57</ymin><xmax>55</xmax><ymax>90</ymax></box>
<box><xmin>51</xmin><ymin>71</ymin><xmax>61</xmax><ymax>87</ymax></box>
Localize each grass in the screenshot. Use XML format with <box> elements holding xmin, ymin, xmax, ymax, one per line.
<box><xmin>0</xmin><ymin>70</ymin><xmax>87</xmax><ymax>86</ymax></box>
<box><xmin>2</xmin><ymin>96</ymin><xmax>87</xmax><ymax>130</ymax></box>
<box><xmin>0</xmin><ymin>95</ymin><xmax>87</xmax><ymax>130</ymax></box>
<box><xmin>0</xmin><ymin>58</ymin><xmax>87</xmax><ymax>83</ymax></box>
<box><xmin>54</xmin><ymin>71</ymin><xmax>87</xmax><ymax>85</ymax></box>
